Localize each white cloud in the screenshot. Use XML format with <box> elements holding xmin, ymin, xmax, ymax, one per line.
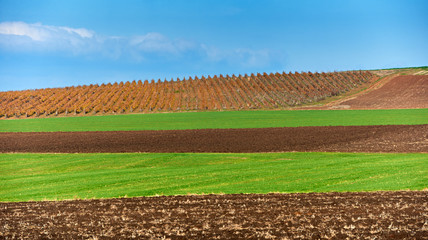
<box><xmin>130</xmin><ymin>33</ymin><xmax>176</xmax><ymax>53</ymax></box>
<box><xmin>0</xmin><ymin>21</ymin><xmax>94</xmax><ymax>42</ymax></box>
<box><xmin>201</xmin><ymin>44</ymin><xmax>272</xmax><ymax>68</ymax></box>
<box><xmin>0</xmin><ymin>22</ymin><xmax>49</xmax><ymax>41</ymax></box>
<box><xmin>0</xmin><ymin>22</ymin><xmax>192</xmax><ymax>57</ymax></box>
<box><xmin>0</xmin><ymin>21</ymin><xmax>276</xmax><ymax>68</ymax></box>
<box><xmin>58</xmin><ymin>26</ymin><xmax>94</xmax><ymax>39</ymax></box>
<box><xmin>130</xmin><ymin>33</ymin><xmax>195</xmax><ymax>54</ymax></box>
<box><xmin>0</xmin><ymin>21</ymin><xmax>97</xmax><ymax>53</ymax></box>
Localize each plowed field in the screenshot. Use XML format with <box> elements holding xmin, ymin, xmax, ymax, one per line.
<box><xmin>330</xmin><ymin>75</ymin><xmax>428</xmax><ymax>109</ymax></box>
<box><xmin>1</xmin><ymin>191</ymin><xmax>427</xmax><ymax>239</ymax></box>
<box><xmin>2</xmin><ymin>124</ymin><xmax>427</xmax><ymax>153</ymax></box>
<box><xmin>2</xmin><ymin>73</ymin><xmax>427</xmax><ymax>239</ymax></box>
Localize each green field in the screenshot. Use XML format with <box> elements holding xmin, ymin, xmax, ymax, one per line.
<box><xmin>1</xmin><ymin>108</ymin><xmax>427</xmax><ymax>132</ymax></box>
<box><xmin>2</xmin><ymin>108</ymin><xmax>426</xmax><ymax>202</ymax></box>
<box><xmin>1</xmin><ymin>152</ymin><xmax>427</xmax><ymax>202</ymax></box>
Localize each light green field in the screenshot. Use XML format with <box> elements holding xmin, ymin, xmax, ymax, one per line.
<box><xmin>0</xmin><ymin>108</ymin><xmax>427</xmax><ymax>132</ymax></box>
<box><xmin>1</xmin><ymin>152</ymin><xmax>426</xmax><ymax>202</ymax></box>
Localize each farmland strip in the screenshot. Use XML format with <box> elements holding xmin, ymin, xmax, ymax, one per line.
<box><xmin>1</xmin><ymin>125</ymin><xmax>426</xmax><ymax>153</ymax></box>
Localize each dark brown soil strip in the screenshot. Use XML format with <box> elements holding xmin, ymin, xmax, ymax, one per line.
<box><xmin>1</xmin><ymin>125</ymin><xmax>427</xmax><ymax>153</ymax></box>
<box><xmin>1</xmin><ymin>191</ymin><xmax>427</xmax><ymax>239</ymax></box>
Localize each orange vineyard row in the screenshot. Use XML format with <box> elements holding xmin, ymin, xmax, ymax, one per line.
<box><xmin>0</xmin><ymin>71</ymin><xmax>377</xmax><ymax>118</ymax></box>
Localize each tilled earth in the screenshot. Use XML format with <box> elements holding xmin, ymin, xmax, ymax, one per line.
<box><xmin>2</xmin><ymin>99</ymin><xmax>427</xmax><ymax>239</ymax></box>
<box><xmin>1</xmin><ymin>124</ymin><xmax>427</xmax><ymax>153</ymax></box>
<box><xmin>332</xmin><ymin>75</ymin><xmax>428</xmax><ymax>109</ymax></box>
<box><xmin>1</xmin><ymin>191</ymin><xmax>427</xmax><ymax>239</ymax></box>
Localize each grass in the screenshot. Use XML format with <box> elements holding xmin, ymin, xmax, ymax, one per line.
<box><xmin>369</xmin><ymin>66</ymin><xmax>428</xmax><ymax>71</ymax></box>
<box><xmin>1</xmin><ymin>152</ymin><xmax>427</xmax><ymax>202</ymax></box>
<box><xmin>1</xmin><ymin>108</ymin><xmax>427</xmax><ymax>132</ymax></box>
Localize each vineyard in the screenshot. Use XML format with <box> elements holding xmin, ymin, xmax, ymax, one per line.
<box><xmin>0</xmin><ymin>71</ymin><xmax>377</xmax><ymax>118</ymax></box>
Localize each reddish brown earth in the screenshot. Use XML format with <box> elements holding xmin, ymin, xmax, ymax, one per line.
<box><xmin>328</xmin><ymin>75</ymin><xmax>428</xmax><ymax>109</ymax></box>
<box><xmin>1</xmin><ymin>125</ymin><xmax>427</xmax><ymax>153</ymax></box>
<box><xmin>1</xmin><ymin>191</ymin><xmax>427</xmax><ymax>239</ymax></box>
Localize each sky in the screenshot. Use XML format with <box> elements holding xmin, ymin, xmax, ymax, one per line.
<box><xmin>0</xmin><ymin>0</ymin><xmax>427</xmax><ymax>91</ymax></box>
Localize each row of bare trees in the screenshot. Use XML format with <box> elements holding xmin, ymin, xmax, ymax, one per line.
<box><xmin>0</xmin><ymin>71</ymin><xmax>377</xmax><ymax>118</ymax></box>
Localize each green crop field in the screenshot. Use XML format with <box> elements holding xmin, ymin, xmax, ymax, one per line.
<box><xmin>1</xmin><ymin>108</ymin><xmax>427</xmax><ymax>132</ymax></box>
<box><xmin>1</xmin><ymin>108</ymin><xmax>427</xmax><ymax>203</ymax></box>
<box><xmin>1</xmin><ymin>152</ymin><xmax>427</xmax><ymax>202</ymax></box>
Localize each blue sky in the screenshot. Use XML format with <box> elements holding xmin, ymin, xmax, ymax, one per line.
<box><xmin>0</xmin><ymin>0</ymin><xmax>427</xmax><ymax>91</ymax></box>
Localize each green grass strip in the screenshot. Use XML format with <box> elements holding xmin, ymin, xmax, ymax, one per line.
<box><xmin>1</xmin><ymin>152</ymin><xmax>426</xmax><ymax>202</ymax></box>
<box><xmin>1</xmin><ymin>109</ymin><xmax>427</xmax><ymax>132</ymax></box>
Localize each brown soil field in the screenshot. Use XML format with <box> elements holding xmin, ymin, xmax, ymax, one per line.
<box><xmin>1</xmin><ymin>125</ymin><xmax>427</xmax><ymax>153</ymax></box>
<box><xmin>1</xmin><ymin>191</ymin><xmax>427</xmax><ymax>239</ymax></box>
<box><xmin>2</xmin><ymin>73</ymin><xmax>426</xmax><ymax>239</ymax></box>
<box><xmin>327</xmin><ymin>75</ymin><xmax>428</xmax><ymax>109</ymax></box>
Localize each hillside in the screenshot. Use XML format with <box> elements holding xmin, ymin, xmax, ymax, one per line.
<box><xmin>336</xmin><ymin>75</ymin><xmax>428</xmax><ymax>109</ymax></box>
<box><xmin>0</xmin><ymin>71</ymin><xmax>377</xmax><ymax>119</ymax></box>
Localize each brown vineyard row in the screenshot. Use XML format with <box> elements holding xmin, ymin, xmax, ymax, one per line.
<box><xmin>0</xmin><ymin>71</ymin><xmax>377</xmax><ymax>118</ymax></box>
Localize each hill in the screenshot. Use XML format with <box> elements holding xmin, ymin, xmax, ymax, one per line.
<box><xmin>0</xmin><ymin>71</ymin><xmax>377</xmax><ymax>119</ymax></box>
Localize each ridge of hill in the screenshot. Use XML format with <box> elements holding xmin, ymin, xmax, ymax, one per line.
<box><xmin>0</xmin><ymin>71</ymin><xmax>377</xmax><ymax>119</ymax></box>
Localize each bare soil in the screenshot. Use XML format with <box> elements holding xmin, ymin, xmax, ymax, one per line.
<box><xmin>328</xmin><ymin>75</ymin><xmax>428</xmax><ymax>109</ymax></box>
<box><xmin>1</xmin><ymin>191</ymin><xmax>427</xmax><ymax>239</ymax></box>
<box><xmin>1</xmin><ymin>125</ymin><xmax>427</xmax><ymax>153</ymax></box>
